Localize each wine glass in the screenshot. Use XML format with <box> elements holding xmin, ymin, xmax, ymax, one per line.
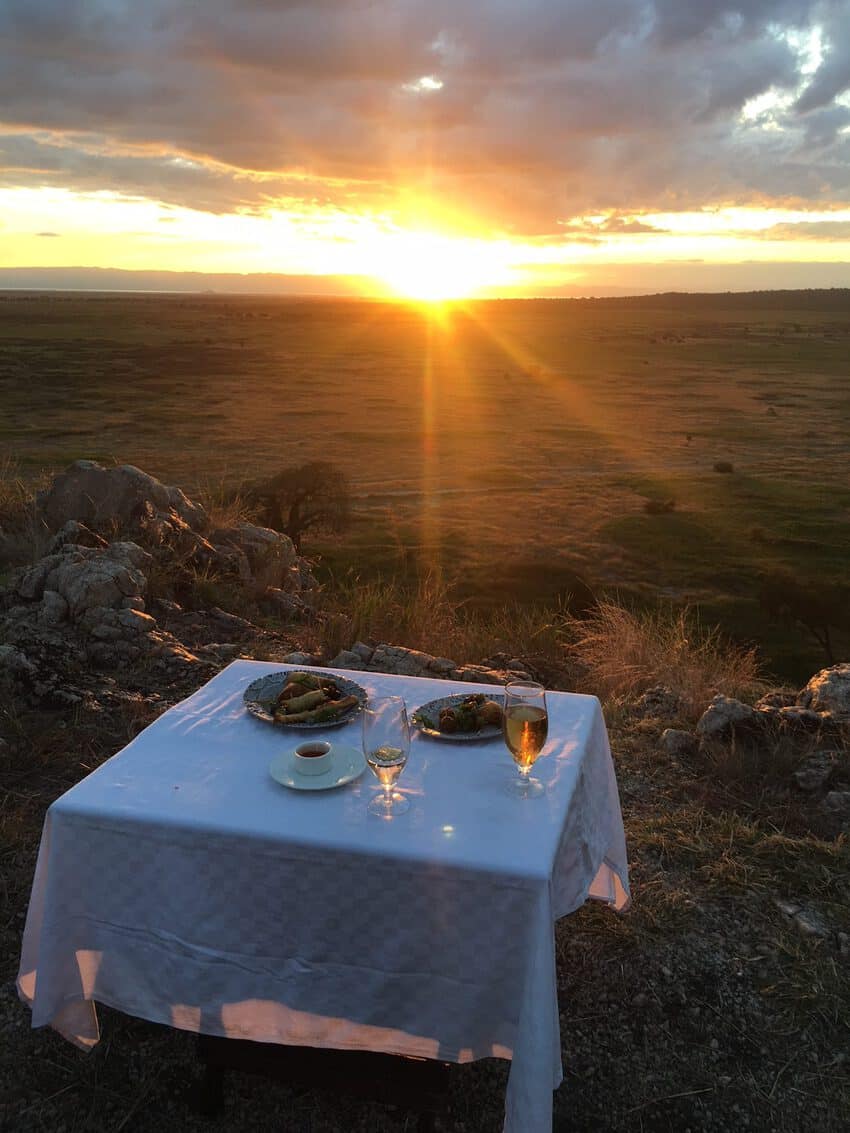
<box><xmin>503</xmin><ymin>680</ymin><xmax>548</xmax><ymax>797</ymax></box>
<box><xmin>363</xmin><ymin>696</ymin><xmax>410</xmax><ymax>817</ymax></box>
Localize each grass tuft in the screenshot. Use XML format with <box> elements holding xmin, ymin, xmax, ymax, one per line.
<box><xmin>564</xmin><ymin>600</ymin><xmax>765</xmax><ymax>717</ymax></box>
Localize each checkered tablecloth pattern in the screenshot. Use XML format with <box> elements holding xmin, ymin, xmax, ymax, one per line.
<box><xmin>19</xmin><ymin>661</ymin><xmax>629</xmax><ymax>1133</ymax></box>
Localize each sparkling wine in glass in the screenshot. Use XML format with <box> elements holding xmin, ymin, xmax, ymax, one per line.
<box><xmin>363</xmin><ymin>696</ymin><xmax>410</xmax><ymax>817</ymax></box>
<box><xmin>503</xmin><ymin>680</ymin><xmax>548</xmax><ymax>797</ymax></box>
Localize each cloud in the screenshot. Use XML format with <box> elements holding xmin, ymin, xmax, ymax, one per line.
<box><xmin>0</xmin><ymin>1</ymin><xmax>849</xmax><ymax>236</ymax></box>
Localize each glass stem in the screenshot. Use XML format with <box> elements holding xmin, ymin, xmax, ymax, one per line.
<box><xmin>383</xmin><ymin>783</ymin><xmax>392</xmax><ymax>804</ymax></box>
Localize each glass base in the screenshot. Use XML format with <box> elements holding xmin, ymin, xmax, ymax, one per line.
<box><xmin>367</xmin><ymin>791</ymin><xmax>410</xmax><ymax>818</ymax></box>
<box><xmin>505</xmin><ymin>774</ymin><xmax>545</xmax><ymax>798</ymax></box>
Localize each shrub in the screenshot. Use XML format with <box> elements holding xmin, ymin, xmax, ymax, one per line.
<box><xmin>562</xmin><ymin>600</ymin><xmax>764</xmax><ymax>717</ymax></box>
<box><xmin>643</xmin><ymin>497</ymin><xmax>676</xmax><ymax>515</ymax></box>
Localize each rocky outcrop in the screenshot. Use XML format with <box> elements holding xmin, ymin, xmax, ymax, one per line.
<box><xmin>697</xmin><ymin>695</ymin><xmax>762</xmax><ymax>738</ymax></box>
<box><xmin>799</xmin><ymin>664</ymin><xmax>850</xmax><ymax>720</ymax></box>
<box><xmin>39</xmin><ymin>460</ymin><xmax>207</xmax><ymax>534</ymax></box>
<box><xmin>34</xmin><ymin>460</ymin><xmax>307</xmax><ymax>598</ymax></box>
<box><xmin>4</xmin><ymin>538</ymin><xmax>199</xmax><ymax>673</ymax></box>
<box><xmin>316</xmin><ymin>641</ymin><xmax>533</xmax><ymax>686</ymax></box>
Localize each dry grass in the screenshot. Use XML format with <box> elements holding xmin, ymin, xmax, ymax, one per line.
<box><xmin>318</xmin><ymin>571</ymin><xmax>567</xmax><ymax>670</ymax></box>
<box><xmin>194</xmin><ymin>472</ymin><xmax>259</xmax><ymax>532</ymax></box>
<box><xmin>565</xmin><ymin>600</ymin><xmax>765</xmax><ymax>717</ymax></box>
<box><xmin>0</xmin><ymin>460</ymin><xmax>50</xmax><ymax>570</ymax></box>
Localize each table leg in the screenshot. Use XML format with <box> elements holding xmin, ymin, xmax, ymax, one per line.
<box><xmin>196</xmin><ymin>1057</ymin><xmax>225</xmax><ymax>1118</ymax></box>
<box><xmin>195</xmin><ymin>1034</ymin><xmax>451</xmax><ymax>1125</ymax></box>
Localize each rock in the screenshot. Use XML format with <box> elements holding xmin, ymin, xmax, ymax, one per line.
<box><xmin>794</xmin><ymin>910</ymin><xmax>828</xmax><ymax>938</ymax></box>
<box><xmin>696</xmin><ymin>695</ymin><xmax>760</xmax><ymax>738</ymax></box>
<box><xmin>429</xmin><ymin>657</ymin><xmax>456</xmax><ymax>676</ymax></box>
<box><xmin>209</xmin><ymin>607</ymin><xmax>254</xmax><ymax>632</ymax></box>
<box><xmin>823</xmin><ymin>790</ymin><xmax>850</xmax><ymax>814</ymax></box>
<box><xmin>631</xmin><ymin>686</ymin><xmax>682</xmax><ymax>721</ymax></box>
<box><xmin>154</xmin><ymin>598</ymin><xmax>182</xmax><ymax>613</ymax></box>
<box><xmin>282</xmin><ymin>651</ymin><xmax>316</xmax><ymax>666</ymax></box>
<box><xmin>793</xmin><ymin>752</ymin><xmax>838</xmax><ymax>792</ymax></box>
<box><xmin>778</xmin><ymin>706</ymin><xmax>824</xmax><ymax>730</ymax></box>
<box><xmin>350</xmin><ymin>641</ymin><xmax>374</xmax><ymax>663</ymax></box>
<box><xmin>756</xmin><ymin>690</ymin><xmax>798</xmax><ymax>710</ymax></box>
<box><xmin>369</xmin><ymin>644</ymin><xmax>441</xmax><ymax>678</ymax></box>
<box><xmin>660</xmin><ymin>728</ymin><xmax>698</xmax><ymax>758</ymax></box>
<box><xmin>121</xmin><ymin>596</ymin><xmax>146</xmax><ymax>611</ymax></box>
<box><xmin>17</xmin><ymin>554</ymin><xmax>63</xmax><ymax>601</ymax></box>
<box><xmin>328</xmin><ymin>650</ymin><xmax>366</xmax><ymax>670</ymax></box>
<box><xmin>263</xmin><ymin>587</ymin><xmax>314</xmax><ymax>621</ymax></box>
<box><xmin>45</xmin><ymin>543</ymin><xmax>149</xmax><ymax>621</ymax></box>
<box><xmin>37</xmin><ymin>589</ymin><xmax>69</xmax><ymax>625</ymax></box>
<box><xmin>117</xmin><ymin>608</ymin><xmax>157</xmax><ymax>633</ymax></box>
<box><xmin>38</xmin><ymin>460</ymin><xmax>207</xmax><ymax>534</ymax></box>
<box><xmin>46</xmin><ymin>520</ymin><xmax>107</xmax><ymax>553</ymax></box>
<box><xmin>451</xmin><ymin>665</ymin><xmax>506</xmax><ymax>685</ymax></box>
<box><xmin>0</xmin><ymin>644</ymin><xmax>37</xmax><ymax>678</ymax></box>
<box><xmin>799</xmin><ymin>664</ymin><xmax>850</xmax><ymax>720</ymax></box>
<box><xmin>209</xmin><ymin>523</ymin><xmax>296</xmax><ymax>586</ymax></box>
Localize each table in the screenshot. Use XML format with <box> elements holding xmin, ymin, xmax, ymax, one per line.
<box><xmin>18</xmin><ymin>661</ymin><xmax>630</xmax><ymax>1133</ymax></box>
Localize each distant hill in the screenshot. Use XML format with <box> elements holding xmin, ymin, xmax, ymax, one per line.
<box><xmin>0</xmin><ymin>263</ymin><xmax>848</xmax><ymax>301</ymax></box>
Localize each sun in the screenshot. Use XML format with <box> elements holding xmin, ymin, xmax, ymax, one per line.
<box><xmin>370</xmin><ymin>231</ymin><xmax>498</xmax><ymax>301</ymax></box>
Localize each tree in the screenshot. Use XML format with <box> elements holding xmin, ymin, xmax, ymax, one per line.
<box><xmin>251</xmin><ymin>462</ymin><xmax>351</xmax><ymax>553</ymax></box>
<box><xmin>758</xmin><ymin>568</ymin><xmax>850</xmax><ymax>665</ymax></box>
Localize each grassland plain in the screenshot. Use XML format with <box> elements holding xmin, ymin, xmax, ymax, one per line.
<box><xmin>1</xmin><ymin>289</ymin><xmax>849</xmax><ymax>679</ymax></box>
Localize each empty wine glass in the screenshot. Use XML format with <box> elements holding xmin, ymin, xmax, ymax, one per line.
<box><xmin>503</xmin><ymin>680</ymin><xmax>548</xmax><ymax>797</ymax></box>
<box><xmin>363</xmin><ymin>696</ymin><xmax>410</xmax><ymax>817</ymax></box>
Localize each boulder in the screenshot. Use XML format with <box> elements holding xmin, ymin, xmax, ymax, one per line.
<box><xmin>451</xmin><ymin>664</ymin><xmax>509</xmax><ymax>686</ymax></box>
<box><xmin>44</xmin><ymin>543</ymin><xmax>150</xmax><ymax>621</ymax></box>
<box><xmin>37</xmin><ymin>590</ymin><xmax>69</xmax><ymax>626</ymax></box>
<box><xmin>39</xmin><ymin>460</ymin><xmax>207</xmax><ymax>534</ymax></box>
<box><xmin>46</xmin><ymin>520</ymin><xmax>108</xmax><ymax>553</ymax></box>
<box><xmin>696</xmin><ymin>695</ymin><xmax>761</xmax><ymax>738</ymax></box>
<box><xmin>368</xmin><ymin>644</ymin><xmax>440</xmax><ymax>678</ymax></box>
<box><xmin>755</xmin><ymin>690</ymin><xmax>798</xmax><ymax>710</ymax></box>
<box><xmin>209</xmin><ymin>523</ymin><xmax>296</xmax><ymax>587</ymax></box>
<box><xmin>660</xmin><ymin>728</ymin><xmax>699</xmax><ymax>758</ymax></box>
<box><xmin>793</xmin><ymin>752</ymin><xmax>838</xmax><ymax>793</ymax></box>
<box><xmin>798</xmin><ymin>664</ymin><xmax>850</xmax><ymax>720</ymax></box>
<box><xmin>0</xmin><ymin>644</ymin><xmax>37</xmax><ymax>679</ymax></box>
<box><xmin>328</xmin><ymin>650</ymin><xmax>366</xmax><ymax>671</ymax></box>
<box><xmin>263</xmin><ymin>588</ymin><xmax>315</xmax><ymax>621</ymax></box>
<box><xmin>823</xmin><ymin>790</ymin><xmax>850</xmax><ymax>814</ymax></box>
<box><xmin>777</xmin><ymin>706</ymin><xmax>823</xmax><ymax>731</ymax></box>
<box><xmin>282</xmin><ymin>651</ymin><xmax>317</xmax><ymax>666</ymax></box>
<box><xmin>366</xmin><ymin>644</ymin><xmax>477</xmax><ymax>680</ymax></box>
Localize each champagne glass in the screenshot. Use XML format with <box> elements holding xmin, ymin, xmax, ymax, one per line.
<box><xmin>363</xmin><ymin>696</ymin><xmax>410</xmax><ymax>817</ymax></box>
<box><xmin>503</xmin><ymin>680</ymin><xmax>548</xmax><ymax>797</ymax></box>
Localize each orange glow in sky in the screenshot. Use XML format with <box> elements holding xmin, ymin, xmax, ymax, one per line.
<box><xmin>1</xmin><ymin>7</ymin><xmax>848</xmax><ymax>297</ymax></box>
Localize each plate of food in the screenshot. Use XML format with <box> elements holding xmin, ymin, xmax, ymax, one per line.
<box><xmin>244</xmin><ymin>670</ymin><xmax>366</xmax><ymax>728</ymax></box>
<box><xmin>411</xmin><ymin>692</ymin><xmax>505</xmax><ymax>741</ymax></box>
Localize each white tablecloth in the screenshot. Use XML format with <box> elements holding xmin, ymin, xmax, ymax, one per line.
<box><xmin>18</xmin><ymin>661</ymin><xmax>629</xmax><ymax>1133</ymax></box>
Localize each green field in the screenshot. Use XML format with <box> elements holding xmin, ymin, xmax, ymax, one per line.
<box><xmin>1</xmin><ymin>289</ymin><xmax>848</xmax><ymax>680</ymax></box>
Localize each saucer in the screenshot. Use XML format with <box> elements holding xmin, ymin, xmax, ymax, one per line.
<box><xmin>269</xmin><ymin>744</ymin><xmax>367</xmax><ymax>791</ymax></box>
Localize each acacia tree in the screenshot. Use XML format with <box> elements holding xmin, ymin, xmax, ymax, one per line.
<box><xmin>252</xmin><ymin>462</ymin><xmax>351</xmax><ymax>552</ymax></box>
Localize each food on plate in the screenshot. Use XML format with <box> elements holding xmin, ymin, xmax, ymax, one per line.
<box><xmin>414</xmin><ymin>694</ymin><xmax>504</xmax><ymax>735</ymax></box>
<box><xmin>266</xmin><ymin>673</ymin><xmax>359</xmax><ymax>725</ymax></box>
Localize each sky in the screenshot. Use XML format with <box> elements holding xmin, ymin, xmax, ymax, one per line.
<box><xmin>1</xmin><ymin>0</ymin><xmax>850</xmax><ymax>298</ymax></box>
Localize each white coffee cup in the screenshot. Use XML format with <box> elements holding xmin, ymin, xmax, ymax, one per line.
<box><xmin>293</xmin><ymin>740</ymin><xmax>333</xmax><ymax>776</ymax></box>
